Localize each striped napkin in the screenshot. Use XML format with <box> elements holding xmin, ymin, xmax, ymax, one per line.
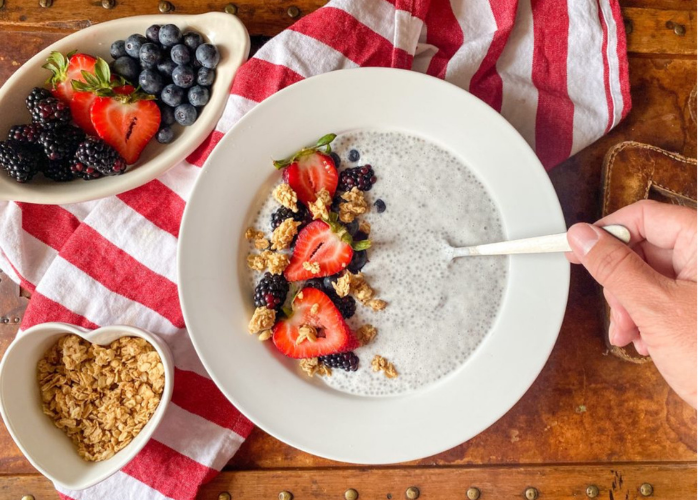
<box><xmin>0</xmin><ymin>0</ymin><xmax>630</xmax><ymax>498</ymax></box>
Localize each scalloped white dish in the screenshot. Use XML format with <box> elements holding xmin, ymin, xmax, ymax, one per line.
<box><xmin>0</xmin><ymin>13</ymin><xmax>249</xmax><ymax>204</ymax></box>
<box><xmin>178</xmin><ymin>68</ymin><xmax>570</xmax><ymax>464</ymax></box>
<box><xmin>0</xmin><ymin>322</ymin><xmax>174</xmax><ymax>490</ymax></box>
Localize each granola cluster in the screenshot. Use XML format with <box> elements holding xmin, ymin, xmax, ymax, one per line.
<box><xmin>309</xmin><ymin>189</ymin><xmax>332</xmax><ymax>220</ymax></box>
<box><xmin>332</xmin><ymin>271</ymin><xmax>386</xmax><ymax>311</ymax></box>
<box><xmin>248</xmin><ymin>306</ymin><xmax>276</xmax><ymax>333</ymax></box>
<box><xmin>272</xmin><ymin>183</ymin><xmax>298</xmax><ymax>212</ymax></box>
<box><xmin>246</xmin><ymin>249</ymin><xmax>290</xmax><ymax>275</ymax></box>
<box><xmin>371</xmin><ymin>355</ymin><xmax>398</xmax><ymax>379</ymax></box>
<box><xmin>271</xmin><ymin>218</ymin><xmax>301</xmax><ymax>251</ymax></box>
<box><xmin>338</xmin><ymin>187</ymin><xmax>369</xmax><ymax>223</ymax></box>
<box><xmin>37</xmin><ymin>335</ymin><xmax>165</xmax><ymax>462</ymax></box>
<box><xmin>299</xmin><ymin>357</ymin><xmax>332</xmax><ymax>377</ymax></box>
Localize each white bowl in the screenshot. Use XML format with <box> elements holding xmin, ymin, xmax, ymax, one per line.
<box><xmin>0</xmin><ymin>323</ymin><xmax>174</xmax><ymax>490</ymax></box>
<box><xmin>178</xmin><ymin>68</ymin><xmax>570</xmax><ymax>464</ymax></box>
<box><xmin>0</xmin><ymin>13</ymin><xmax>249</xmax><ymax>204</ymax></box>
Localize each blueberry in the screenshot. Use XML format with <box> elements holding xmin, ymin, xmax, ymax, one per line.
<box><xmin>354</xmin><ymin>231</ymin><xmax>368</xmax><ymax>241</ymax></box>
<box><xmin>156</xmin><ymin>127</ymin><xmax>174</xmax><ymax>144</ymax></box>
<box><xmin>170</xmin><ymin>44</ymin><xmax>191</xmax><ymax>65</ymax></box>
<box><xmin>196</xmin><ymin>67</ymin><xmax>216</xmax><ymax>86</ymax></box>
<box><xmin>348</xmin><ymin>149</ymin><xmax>360</xmax><ymax>162</ymax></box>
<box><xmin>195</xmin><ymin>43</ymin><xmax>220</xmax><ymax>69</ymax></box>
<box><xmin>159</xmin><ymin>24</ymin><xmax>182</xmax><ymax>47</ymax></box>
<box><xmin>138</xmin><ymin>69</ymin><xmax>164</xmax><ymax>95</ymax></box>
<box><xmin>172</xmin><ymin>65</ymin><xmax>195</xmax><ymax>88</ymax></box>
<box><xmin>139</xmin><ymin>43</ymin><xmax>162</xmax><ymax>66</ymax></box>
<box><xmin>125</xmin><ymin>34</ymin><xmax>147</xmax><ymax>59</ymax></box>
<box><xmin>322</xmin><ymin>276</ymin><xmax>338</xmax><ymax>294</ymax></box>
<box><xmin>330</xmin><ymin>152</ymin><xmax>340</xmax><ymax>168</ymax></box>
<box><xmin>187</xmin><ymin>85</ymin><xmax>209</xmax><ymax>107</ymax></box>
<box><xmin>344</xmin><ymin>219</ymin><xmax>359</xmax><ymax>236</ymax></box>
<box><xmin>140</xmin><ymin>60</ymin><xmax>157</xmax><ymax>70</ymax></box>
<box><xmin>183</xmin><ymin>31</ymin><xmax>204</xmax><ymax>51</ymax></box>
<box><xmin>158</xmin><ymin>102</ymin><xmax>175</xmax><ymax>127</ymax></box>
<box><xmin>157</xmin><ymin>59</ymin><xmax>177</xmax><ymax>77</ymax></box>
<box><xmin>110</xmin><ymin>40</ymin><xmax>127</xmax><ymax>59</ymax></box>
<box><xmin>146</xmin><ymin>24</ymin><xmax>161</xmax><ymax>43</ymax></box>
<box><xmin>161</xmin><ymin>84</ymin><xmax>185</xmax><ymax>107</ymax></box>
<box><xmin>374</xmin><ymin>199</ymin><xmax>386</xmax><ymax>213</ymax></box>
<box><xmin>174</xmin><ymin>103</ymin><xmax>197</xmax><ymax>126</ymax></box>
<box><xmin>348</xmin><ymin>250</ymin><xmax>368</xmax><ymax>273</ymax></box>
<box><xmin>113</xmin><ymin>56</ymin><xmax>140</xmax><ymax>84</ymax></box>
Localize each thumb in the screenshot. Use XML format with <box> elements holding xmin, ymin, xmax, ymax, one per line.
<box><xmin>567</xmin><ymin>223</ymin><xmax>670</xmax><ymax>312</ymax></box>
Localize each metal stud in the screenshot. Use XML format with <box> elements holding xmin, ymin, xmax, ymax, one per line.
<box><xmin>14</xmin><ymin>317</ymin><xmax>19</xmax><ymax>322</ymax></box>
<box><xmin>218</xmin><ymin>493</ymin><xmax>231</xmax><ymax>500</ymax></box>
<box><xmin>640</xmin><ymin>483</ymin><xmax>653</xmax><ymax>497</ymax></box>
<box><xmin>21</xmin><ymin>496</ymin><xmax>35</xmax><ymax>500</ymax></box>
<box><xmin>466</xmin><ymin>487</ymin><xmax>481</xmax><ymax>500</ymax></box>
<box><xmin>586</xmin><ymin>485</ymin><xmax>599</xmax><ymax>498</ymax></box>
<box><xmin>1</xmin><ymin>318</ymin><xmax>8</xmax><ymax>323</ymax></box>
<box><xmin>405</xmin><ymin>487</ymin><xmax>420</xmax><ymax>499</ymax></box>
<box><xmin>279</xmin><ymin>492</ymin><xmax>293</xmax><ymax>500</ymax></box>
<box><xmin>287</xmin><ymin>5</ymin><xmax>300</xmax><ymax>18</ymax></box>
<box><xmin>224</xmin><ymin>3</ymin><xmax>237</xmax><ymax>14</ymax></box>
<box><xmin>101</xmin><ymin>0</ymin><xmax>115</xmax><ymax>9</ymax></box>
<box><xmin>39</xmin><ymin>0</ymin><xmax>53</xmax><ymax>8</ymax></box>
<box><xmin>345</xmin><ymin>489</ymin><xmax>359</xmax><ymax>500</ymax></box>
<box><xmin>158</xmin><ymin>0</ymin><xmax>173</xmax><ymax>13</ymax></box>
<box><xmin>674</xmin><ymin>24</ymin><xmax>686</xmax><ymax>36</ymax></box>
<box><xmin>524</xmin><ymin>487</ymin><xmax>539</xmax><ymax>500</ymax></box>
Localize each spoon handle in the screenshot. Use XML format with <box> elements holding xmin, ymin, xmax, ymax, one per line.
<box><xmin>452</xmin><ymin>225</ymin><xmax>631</xmax><ymax>257</ymax></box>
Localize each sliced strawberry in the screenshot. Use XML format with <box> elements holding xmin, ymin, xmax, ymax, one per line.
<box><xmin>284</xmin><ymin>220</ymin><xmax>354</xmax><ymax>281</ymax></box>
<box><xmin>43</xmin><ymin>52</ymin><xmax>97</xmax><ymax>103</ymax></box>
<box><xmin>90</xmin><ymin>94</ymin><xmax>160</xmax><ymax>164</ymax></box>
<box><xmin>71</xmin><ymin>85</ymin><xmax>134</xmax><ymax>136</ymax></box>
<box><xmin>272</xmin><ymin>287</ymin><xmax>359</xmax><ymax>358</ymax></box>
<box><xmin>282</xmin><ymin>151</ymin><xmax>338</xmax><ymax>206</ymax></box>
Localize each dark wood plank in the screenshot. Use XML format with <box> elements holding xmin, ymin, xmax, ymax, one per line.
<box><xmin>0</xmin><ymin>464</ymin><xmax>696</xmax><ymax>500</ymax></box>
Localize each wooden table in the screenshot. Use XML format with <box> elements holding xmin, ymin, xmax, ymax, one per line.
<box><xmin>0</xmin><ymin>1</ymin><xmax>696</xmax><ymax>498</ymax></box>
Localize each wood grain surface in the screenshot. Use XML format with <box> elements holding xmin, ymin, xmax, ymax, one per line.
<box><xmin>0</xmin><ymin>0</ymin><xmax>696</xmax><ymax>498</ymax></box>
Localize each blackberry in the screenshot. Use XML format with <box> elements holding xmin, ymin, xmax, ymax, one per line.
<box><xmin>74</xmin><ymin>137</ymin><xmax>128</xmax><ymax>176</ymax></box>
<box><xmin>0</xmin><ymin>141</ymin><xmax>42</xmax><ymax>183</ymax></box>
<box><xmin>44</xmin><ymin>160</ymin><xmax>74</xmax><ymax>182</ymax></box>
<box><xmin>333</xmin><ymin>294</ymin><xmax>356</xmax><ymax>319</ymax></box>
<box><xmin>69</xmin><ymin>158</ymin><xmax>103</xmax><ymax>180</ymax></box>
<box><xmin>39</xmin><ymin>126</ymin><xmax>84</xmax><ymax>161</ymax></box>
<box><xmin>339</xmin><ymin>165</ymin><xmax>376</xmax><ymax>192</ymax></box>
<box><xmin>270</xmin><ymin>203</ymin><xmax>309</xmax><ymax>230</ymax></box>
<box><xmin>319</xmin><ymin>352</ymin><xmax>359</xmax><ymax>372</ymax></box>
<box><xmin>30</xmin><ymin>97</ymin><xmax>71</xmax><ymax>128</ymax></box>
<box><xmin>7</xmin><ymin>124</ymin><xmax>43</xmax><ymax>146</ymax></box>
<box><xmin>254</xmin><ymin>272</ymin><xmax>289</xmax><ymax>312</ymax></box>
<box><xmin>25</xmin><ymin>87</ymin><xmax>52</xmax><ymax>113</ymax></box>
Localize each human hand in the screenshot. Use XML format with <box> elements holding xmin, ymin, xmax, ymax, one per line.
<box><xmin>566</xmin><ymin>200</ymin><xmax>697</xmax><ymax>408</ymax></box>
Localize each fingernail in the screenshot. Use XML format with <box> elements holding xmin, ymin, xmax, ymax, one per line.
<box><xmin>568</xmin><ymin>224</ymin><xmax>599</xmax><ymax>256</ymax></box>
<box><xmin>609</xmin><ymin>318</ymin><xmax>618</xmax><ymax>345</ymax></box>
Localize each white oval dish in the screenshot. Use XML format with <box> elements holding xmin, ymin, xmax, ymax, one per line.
<box><xmin>0</xmin><ymin>13</ymin><xmax>249</xmax><ymax>204</ymax></box>
<box><xmin>178</xmin><ymin>68</ymin><xmax>570</xmax><ymax>464</ymax></box>
<box><xmin>0</xmin><ymin>323</ymin><xmax>174</xmax><ymax>490</ymax></box>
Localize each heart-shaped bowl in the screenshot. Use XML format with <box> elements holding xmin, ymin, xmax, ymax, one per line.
<box><xmin>0</xmin><ymin>322</ymin><xmax>174</xmax><ymax>490</ymax></box>
<box><xmin>0</xmin><ymin>12</ymin><xmax>249</xmax><ymax>204</ymax></box>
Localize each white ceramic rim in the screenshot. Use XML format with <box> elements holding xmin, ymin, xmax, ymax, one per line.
<box><xmin>0</xmin><ymin>322</ymin><xmax>174</xmax><ymax>490</ymax></box>
<box><xmin>0</xmin><ymin>13</ymin><xmax>250</xmax><ymax>204</ymax></box>
<box><xmin>178</xmin><ymin>68</ymin><xmax>570</xmax><ymax>464</ymax></box>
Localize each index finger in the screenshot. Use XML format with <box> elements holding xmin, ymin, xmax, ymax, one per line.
<box><xmin>597</xmin><ymin>200</ymin><xmax>697</xmax><ymax>250</ymax></box>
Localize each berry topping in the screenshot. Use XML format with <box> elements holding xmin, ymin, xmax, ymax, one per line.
<box><xmin>195</xmin><ymin>43</ymin><xmax>220</xmax><ymax>69</ymax></box>
<box><xmin>272</xmin><ymin>287</ymin><xmax>359</xmax><ymax>359</ymax></box>
<box><xmin>319</xmin><ymin>351</ymin><xmax>359</xmax><ymax>371</ymax></box>
<box><xmin>124</xmin><ymin>34</ymin><xmax>147</xmax><ymax>59</ymax></box>
<box><xmin>159</xmin><ymin>24</ymin><xmax>183</xmax><ymax>47</ymax></box>
<box><xmin>145</xmin><ymin>24</ymin><xmax>161</xmax><ymax>43</ymax></box>
<box><xmin>44</xmin><ymin>159</ymin><xmax>75</xmax><ymax>182</ymax></box>
<box><xmin>348</xmin><ymin>149</ymin><xmax>360</xmax><ymax>162</ymax></box>
<box><xmin>284</xmin><ymin>218</ymin><xmax>370</xmax><ymax>282</ymax></box>
<box><xmin>74</xmin><ymin>137</ymin><xmax>127</xmax><ymax>176</ymax></box>
<box><xmin>339</xmin><ymin>165</ymin><xmax>376</xmax><ymax>192</ymax></box>
<box><xmin>30</xmin><ymin>97</ymin><xmax>71</xmax><ymax>128</ymax></box>
<box><xmin>43</xmin><ymin>52</ymin><xmax>97</xmax><ymax>103</ymax></box>
<box><xmin>25</xmin><ymin>87</ymin><xmax>52</xmax><ymax>114</ymax></box>
<box><xmin>39</xmin><ymin>125</ymin><xmax>84</xmax><ymax>161</ymax></box>
<box><xmin>270</xmin><ymin>203</ymin><xmax>309</xmax><ymax>230</ymax></box>
<box><xmin>7</xmin><ymin>124</ymin><xmax>42</xmax><ymax>146</ymax></box>
<box><xmin>69</xmin><ymin>157</ymin><xmax>103</xmax><ymax>180</ymax></box>
<box><xmin>110</xmin><ymin>40</ymin><xmax>128</xmax><ymax>59</ymax></box>
<box><xmin>156</xmin><ymin>127</ymin><xmax>174</xmax><ymax>144</ymax></box>
<box><xmin>113</xmin><ymin>56</ymin><xmax>141</xmax><ymax>84</ymax></box>
<box><xmin>253</xmin><ymin>272</ymin><xmax>289</xmax><ymax>313</ymax></box>
<box><xmin>374</xmin><ymin>199</ymin><xmax>386</xmax><ymax>213</ymax></box>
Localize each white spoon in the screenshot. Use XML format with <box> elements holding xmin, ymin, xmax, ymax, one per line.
<box><xmin>449</xmin><ymin>225</ymin><xmax>631</xmax><ymax>258</ymax></box>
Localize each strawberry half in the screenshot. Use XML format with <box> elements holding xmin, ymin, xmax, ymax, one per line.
<box><xmin>272</xmin><ymin>287</ymin><xmax>359</xmax><ymax>358</ymax></box>
<box><xmin>91</xmin><ymin>93</ymin><xmax>160</xmax><ymax>164</ymax></box>
<box><xmin>274</xmin><ymin>134</ymin><xmax>339</xmax><ymax>206</ymax></box>
<box><xmin>43</xmin><ymin>51</ymin><xmax>97</xmax><ymax>103</ymax></box>
<box><xmin>71</xmin><ymin>84</ymin><xmax>134</xmax><ymax>137</ymax></box>
<box><xmin>284</xmin><ymin>218</ymin><xmax>370</xmax><ymax>281</ymax></box>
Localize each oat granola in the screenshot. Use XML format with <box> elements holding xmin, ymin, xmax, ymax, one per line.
<box><xmin>273</xmin><ymin>184</ymin><xmax>299</xmax><ymax>212</ymax></box>
<box><xmin>258</xmin><ymin>330</ymin><xmax>273</xmax><ymax>341</ymax></box>
<box><xmin>371</xmin><ymin>354</ymin><xmax>398</xmax><ymax>379</ymax></box>
<box><xmin>355</xmin><ymin>324</ymin><xmax>378</xmax><ymax>346</ymax></box>
<box><xmin>37</xmin><ymin>335</ymin><xmax>165</xmax><ymax>462</ymax></box>
<box><xmin>299</xmin><ymin>357</ymin><xmax>332</xmax><ymax>378</ymax></box>
<box><xmin>248</xmin><ymin>306</ymin><xmax>276</xmax><ymax>333</ymax></box>
<box><xmin>338</xmin><ymin>187</ymin><xmax>369</xmax><ymax>223</ymax></box>
<box><xmin>296</xmin><ymin>324</ymin><xmax>318</xmax><ymax>345</ymax></box>
<box><xmin>271</xmin><ymin>218</ymin><xmax>301</xmax><ymax>250</ymax></box>
<box><xmin>302</xmin><ymin>261</ymin><xmax>320</xmax><ymax>274</ymax></box>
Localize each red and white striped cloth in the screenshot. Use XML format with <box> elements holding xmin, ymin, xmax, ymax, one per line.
<box><xmin>0</xmin><ymin>0</ymin><xmax>630</xmax><ymax>498</ymax></box>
